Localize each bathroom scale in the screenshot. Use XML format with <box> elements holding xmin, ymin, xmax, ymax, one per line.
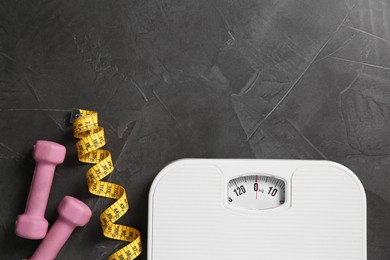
<box><xmin>148</xmin><ymin>159</ymin><xmax>366</xmax><ymax>260</ymax></box>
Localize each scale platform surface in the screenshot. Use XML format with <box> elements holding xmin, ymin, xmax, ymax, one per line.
<box><xmin>148</xmin><ymin>159</ymin><xmax>366</xmax><ymax>260</ymax></box>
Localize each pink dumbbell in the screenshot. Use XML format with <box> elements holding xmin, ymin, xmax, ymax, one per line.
<box><xmin>29</xmin><ymin>196</ymin><xmax>92</xmax><ymax>260</ymax></box>
<box><xmin>15</xmin><ymin>140</ymin><xmax>66</xmax><ymax>239</ymax></box>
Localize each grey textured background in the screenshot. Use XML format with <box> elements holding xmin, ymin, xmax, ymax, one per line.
<box><xmin>0</xmin><ymin>0</ymin><xmax>389</xmax><ymax>259</ymax></box>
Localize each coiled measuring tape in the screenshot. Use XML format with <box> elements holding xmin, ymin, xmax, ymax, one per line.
<box><xmin>72</xmin><ymin>109</ymin><xmax>142</xmax><ymax>260</ymax></box>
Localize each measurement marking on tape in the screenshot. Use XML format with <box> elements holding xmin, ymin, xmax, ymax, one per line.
<box><xmin>73</xmin><ymin>109</ymin><xmax>142</xmax><ymax>260</ymax></box>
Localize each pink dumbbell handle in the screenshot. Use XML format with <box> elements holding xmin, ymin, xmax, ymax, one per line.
<box><xmin>24</xmin><ymin>163</ymin><xmax>56</xmax><ymax>216</ymax></box>
<box><xmin>29</xmin><ymin>217</ymin><xmax>75</xmax><ymax>260</ymax></box>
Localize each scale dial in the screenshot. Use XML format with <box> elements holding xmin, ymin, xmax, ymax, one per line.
<box><xmin>227</xmin><ymin>175</ymin><xmax>285</xmax><ymax>210</ymax></box>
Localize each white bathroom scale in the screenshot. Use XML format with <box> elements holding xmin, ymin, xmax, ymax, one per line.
<box><xmin>148</xmin><ymin>159</ymin><xmax>366</xmax><ymax>260</ymax></box>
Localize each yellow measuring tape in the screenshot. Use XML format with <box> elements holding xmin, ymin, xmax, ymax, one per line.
<box><xmin>72</xmin><ymin>109</ymin><xmax>142</xmax><ymax>260</ymax></box>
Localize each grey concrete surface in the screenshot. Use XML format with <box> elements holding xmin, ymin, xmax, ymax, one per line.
<box><xmin>0</xmin><ymin>0</ymin><xmax>389</xmax><ymax>259</ymax></box>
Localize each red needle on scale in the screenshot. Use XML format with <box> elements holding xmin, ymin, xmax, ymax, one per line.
<box><xmin>256</xmin><ymin>175</ymin><xmax>258</xmax><ymax>200</ymax></box>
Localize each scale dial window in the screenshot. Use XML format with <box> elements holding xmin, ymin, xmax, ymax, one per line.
<box><xmin>227</xmin><ymin>175</ymin><xmax>285</xmax><ymax>210</ymax></box>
